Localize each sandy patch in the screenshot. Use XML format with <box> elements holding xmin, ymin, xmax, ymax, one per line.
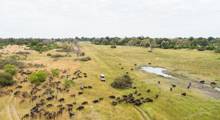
<box><xmin>0</xmin><ymin>45</ymin><xmax>30</xmax><ymax>54</ymax></box>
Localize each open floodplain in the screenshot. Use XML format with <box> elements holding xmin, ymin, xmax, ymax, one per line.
<box><xmin>0</xmin><ymin>42</ymin><xmax>220</xmax><ymax>120</ymax></box>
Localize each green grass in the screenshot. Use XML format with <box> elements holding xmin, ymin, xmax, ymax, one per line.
<box><xmin>79</xmin><ymin>43</ymin><xmax>220</xmax><ymax>120</ymax></box>
<box><xmin>0</xmin><ymin>43</ymin><xmax>220</xmax><ymax>120</ymax></box>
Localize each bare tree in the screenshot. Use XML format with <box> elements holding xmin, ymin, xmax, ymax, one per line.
<box><xmin>148</xmin><ymin>39</ymin><xmax>155</xmax><ymax>52</ymax></box>
<box><xmin>73</xmin><ymin>40</ymin><xmax>81</xmax><ymax>57</ymax></box>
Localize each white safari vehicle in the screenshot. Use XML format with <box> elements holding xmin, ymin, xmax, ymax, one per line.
<box><xmin>100</xmin><ymin>74</ymin><xmax>105</xmax><ymax>82</ymax></box>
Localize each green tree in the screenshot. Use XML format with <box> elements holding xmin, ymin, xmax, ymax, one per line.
<box><xmin>214</xmin><ymin>40</ymin><xmax>220</xmax><ymax>53</ymax></box>
<box><xmin>28</xmin><ymin>70</ymin><xmax>48</xmax><ymax>85</ymax></box>
<box><xmin>111</xmin><ymin>74</ymin><xmax>133</xmax><ymax>89</ymax></box>
<box><xmin>161</xmin><ymin>40</ymin><xmax>170</xmax><ymax>49</ymax></box>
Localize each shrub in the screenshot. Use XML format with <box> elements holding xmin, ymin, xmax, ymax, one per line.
<box><xmin>3</xmin><ymin>64</ymin><xmax>17</xmax><ymax>75</ymax></box>
<box><xmin>206</xmin><ymin>46</ymin><xmax>215</xmax><ymax>50</ymax></box>
<box><xmin>197</xmin><ymin>47</ymin><xmax>206</xmax><ymax>51</ymax></box>
<box><xmin>0</xmin><ymin>55</ymin><xmax>24</xmax><ymax>68</ymax></box>
<box><xmin>47</xmin><ymin>53</ymin><xmax>52</xmax><ymax>56</ymax></box>
<box><xmin>51</xmin><ymin>69</ymin><xmax>60</xmax><ymax>77</ymax></box>
<box><xmin>111</xmin><ymin>74</ymin><xmax>133</xmax><ymax>89</ymax></box>
<box><xmin>28</xmin><ymin>42</ymin><xmax>58</xmax><ymax>53</ymax></box>
<box><xmin>63</xmin><ymin>79</ymin><xmax>74</xmax><ymax>88</ymax></box>
<box><xmin>28</xmin><ymin>70</ymin><xmax>48</xmax><ymax>85</ymax></box>
<box><xmin>111</xmin><ymin>45</ymin><xmax>117</xmax><ymax>48</ymax></box>
<box><xmin>0</xmin><ymin>72</ymin><xmax>15</xmax><ymax>87</ymax></box>
<box><xmin>215</xmin><ymin>47</ymin><xmax>220</xmax><ymax>53</ymax></box>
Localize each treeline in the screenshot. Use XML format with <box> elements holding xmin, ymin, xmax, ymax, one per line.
<box><xmin>0</xmin><ymin>38</ymin><xmax>78</xmax><ymax>52</ymax></box>
<box><xmin>1</xmin><ymin>37</ymin><xmax>220</xmax><ymax>53</ymax></box>
<box><xmin>89</xmin><ymin>37</ymin><xmax>220</xmax><ymax>53</ymax></box>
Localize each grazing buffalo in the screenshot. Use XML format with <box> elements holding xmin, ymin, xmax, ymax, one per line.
<box><xmin>88</xmin><ymin>85</ymin><xmax>93</xmax><ymax>89</ymax></box>
<box><xmin>57</xmin><ymin>104</ymin><xmax>63</xmax><ymax>108</ymax></box>
<box><xmin>200</xmin><ymin>80</ymin><xmax>205</xmax><ymax>84</ymax></box>
<box><xmin>109</xmin><ymin>95</ymin><xmax>116</xmax><ymax>99</ymax></box>
<box><xmin>210</xmin><ymin>82</ymin><xmax>217</xmax><ymax>86</ymax></box>
<box><xmin>81</xmin><ymin>101</ymin><xmax>88</xmax><ymax>105</ymax></box>
<box><xmin>181</xmin><ymin>92</ymin><xmax>187</xmax><ymax>96</ymax></box>
<box><xmin>93</xmin><ymin>99</ymin><xmax>99</xmax><ymax>103</ymax></box>
<box><xmin>158</xmin><ymin>81</ymin><xmax>160</xmax><ymax>84</ymax></box>
<box><xmin>16</xmin><ymin>85</ymin><xmax>23</xmax><ymax>89</ymax></box>
<box><xmin>187</xmin><ymin>82</ymin><xmax>192</xmax><ymax>89</ymax></box>
<box><xmin>145</xmin><ymin>98</ymin><xmax>153</xmax><ymax>102</ymax></box>
<box><xmin>172</xmin><ymin>84</ymin><xmax>176</xmax><ymax>88</ymax></box>
<box><xmin>99</xmin><ymin>97</ymin><xmax>104</xmax><ymax>101</ymax></box>
<box><xmin>58</xmin><ymin>98</ymin><xmax>65</xmax><ymax>102</ymax></box>
<box><xmin>76</xmin><ymin>105</ymin><xmax>84</xmax><ymax>111</ymax></box>
<box><xmin>78</xmin><ymin>91</ymin><xmax>83</xmax><ymax>95</ymax></box>
<box><xmin>170</xmin><ymin>87</ymin><xmax>173</xmax><ymax>91</ymax></box>
<box><xmin>70</xmin><ymin>94</ymin><xmax>76</xmax><ymax>97</ymax></box>
<box><xmin>46</xmin><ymin>104</ymin><xmax>53</xmax><ymax>108</ymax></box>
<box><xmin>14</xmin><ymin>91</ymin><xmax>21</xmax><ymax>96</ymax></box>
<box><xmin>46</xmin><ymin>96</ymin><xmax>55</xmax><ymax>101</ymax></box>
<box><xmin>155</xmin><ymin>94</ymin><xmax>159</xmax><ymax>99</ymax></box>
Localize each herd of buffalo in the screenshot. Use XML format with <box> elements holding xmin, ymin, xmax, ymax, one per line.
<box><xmin>0</xmin><ymin>59</ymin><xmax>212</xmax><ymax>120</ymax></box>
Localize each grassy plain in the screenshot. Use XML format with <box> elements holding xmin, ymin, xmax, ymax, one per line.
<box><xmin>0</xmin><ymin>42</ymin><xmax>220</xmax><ymax>120</ymax></box>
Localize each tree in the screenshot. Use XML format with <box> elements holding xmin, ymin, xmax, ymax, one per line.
<box><xmin>214</xmin><ymin>40</ymin><xmax>220</xmax><ymax>53</ymax></box>
<box><xmin>160</xmin><ymin>40</ymin><xmax>170</xmax><ymax>49</ymax></box>
<box><xmin>148</xmin><ymin>39</ymin><xmax>156</xmax><ymax>52</ymax></box>
<box><xmin>111</xmin><ymin>74</ymin><xmax>133</xmax><ymax>89</ymax></box>
<box><xmin>140</xmin><ymin>39</ymin><xmax>150</xmax><ymax>47</ymax></box>
<box><xmin>28</xmin><ymin>70</ymin><xmax>48</xmax><ymax>85</ymax></box>
<box><xmin>73</xmin><ymin>40</ymin><xmax>81</xmax><ymax>56</ymax></box>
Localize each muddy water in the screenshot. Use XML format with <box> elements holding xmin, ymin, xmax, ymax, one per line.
<box><xmin>140</xmin><ymin>66</ymin><xmax>173</xmax><ymax>78</ymax></box>
<box><xmin>140</xmin><ymin>66</ymin><xmax>220</xmax><ymax>99</ymax></box>
<box><xmin>214</xmin><ymin>87</ymin><xmax>220</xmax><ymax>92</ymax></box>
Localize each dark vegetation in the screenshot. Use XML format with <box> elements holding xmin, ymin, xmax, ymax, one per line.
<box><xmin>0</xmin><ymin>72</ymin><xmax>15</xmax><ymax>87</ymax></box>
<box><xmin>110</xmin><ymin>45</ymin><xmax>117</xmax><ymax>48</ymax></box>
<box><xmin>1</xmin><ymin>37</ymin><xmax>220</xmax><ymax>53</ymax></box>
<box><xmin>28</xmin><ymin>70</ymin><xmax>48</xmax><ymax>85</ymax></box>
<box><xmin>0</xmin><ymin>56</ymin><xmax>20</xmax><ymax>87</ymax></box>
<box><xmin>0</xmin><ymin>55</ymin><xmax>24</xmax><ymax>68</ymax></box>
<box><xmin>0</xmin><ymin>38</ymin><xmax>60</xmax><ymax>52</ymax></box>
<box><xmin>111</xmin><ymin>74</ymin><xmax>133</xmax><ymax>89</ymax></box>
<box><xmin>90</xmin><ymin>37</ymin><xmax>220</xmax><ymax>53</ymax></box>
